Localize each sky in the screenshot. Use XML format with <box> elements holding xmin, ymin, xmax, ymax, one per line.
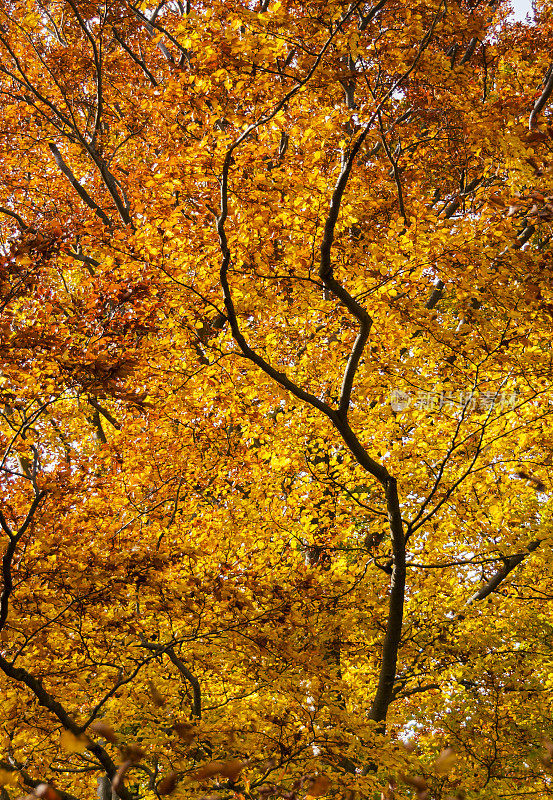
<box><xmin>511</xmin><ymin>0</ymin><xmax>535</xmax><ymax>20</ymax></box>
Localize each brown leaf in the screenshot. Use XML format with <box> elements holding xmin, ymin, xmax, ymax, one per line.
<box><xmin>525</xmin><ymin>156</ymin><xmax>542</xmax><ymax>174</ymax></box>
<box><xmin>524</xmin><ymin>283</ymin><xmax>541</xmax><ymax>301</ymax></box>
<box><xmin>540</xmin><ymin>737</ymin><xmax>553</xmax><ymax>769</ymax></box>
<box><xmin>218</xmin><ymin>758</ymin><xmax>244</xmax><ymax>781</ymax></box>
<box><xmin>90</xmin><ymin>720</ymin><xmax>118</xmax><ymax>744</ymax></box>
<box><xmin>487</xmin><ymin>193</ymin><xmax>506</xmax><ymax>208</ymax></box>
<box><xmin>193</xmin><ymin>759</ymin><xmax>244</xmax><ymax>782</ymax></box>
<box><xmin>148</xmin><ymin>679</ymin><xmax>166</xmax><ymax>707</ymax></box>
<box><xmin>381</xmin><ymin>779</ymin><xmax>396</xmax><ymax>800</ymax></box>
<box><xmin>306</xmin><ymin>775</ymin><xmax>331</xmax><ymax>797</ymax></box>
<box><xmin>173</xmin><ymin>720</ymin><xmax>197</xmax><ymax>743</ymax></box>
<box><xmin>525</xmin><ymin>131</ymin><xmax>548</xmax><ymax>143</ymax></box>
<box><xmin>399</xmin><ymin>773</ymin><xmax>428</xmax><ymax>791</ymax></box>
<box><xmin>124</xmin><ymin>743</ymin><xmax>145</xmax><ymax>763</ymax></box>
<box><xmin>112</xmin><ymin>760</ymin><xmax>133</xmax><ymax>795</ymax></box>
<box><xmin>33</xmin><ymin>786</ymin><xmax>61</xmax><ymax>800</ymax></box>
<box><xmin>193</xmin><ymin>763</ymin><xmax>221</xmax><ymax>781</ymax></box>
<box><xmin>157</xmin><ymin>772</ymin><xmax>179</xmax><ymax>795</ymax></box>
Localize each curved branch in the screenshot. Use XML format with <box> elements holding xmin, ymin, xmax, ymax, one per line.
<box><xmin>0</xmin><ymin>491</ymin><xmax>46</xmax><ymax>632</ymax></box>
<box><xmin>0</xmin><ymin>654</ymin><xmax>130</xmax><ymax>800</ymax></box>
<box><xmin>215</xmin><ymin>1</ymin><xmax>441</xmax><ymax>735</ymax></box>
<box><xmin>167</xmin><ymin>646</ymin><xmax>202</xmax><ymax>719</ymax></box>
<box><xmin>0</xmin><ymin>206</ymin><xmax>34</xmax><ymax>232</ymax></box>
<box><xmin>319</xmin><ymin>9</ymin><xmax>442</xmax><ymax>419</ymax></box>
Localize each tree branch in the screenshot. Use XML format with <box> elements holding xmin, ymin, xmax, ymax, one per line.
<box><xmin>466</xmin><ymin>540</ymin><xmax>542</xmax><ymax>604</ymax></box>
<box><xmin>368</xmin><ymin>478</ymin><xmax>406</xmax><ymax>723</ymax></box>
<box><xmin>0</xmin><ymin>491</ymin><xmax>46</xmax><ymax>632</ymax></box>
<box><xmin>215</xmin><ymin>1</ymin><xmax>442</xmax><ymax>735</ymax></box>
<box><xmin>459</xmin><ymin>36</ymin><xmax>478</xmax><ymax>66</ymax></box>
<box><xmin>166</xmin><ymin>646</ymin><xmax>202</xmax><ymax>719</ymax></box>
<box><xmin>88</xmin><ymin>398</ymin><xmax>122</xmax><ymax>430</ymax></box>
<box><xmin>48</xmin><ymin>143</ymin><xmax>112</xmax><ymax>226</ymax></box>
<box><xmin>529</xmin><ymin>62</ymin><xmax>553</xmax><ymax>130</ymax></box>
<box><xmin>426</xmin><ymin>279</ymin><xmax>444</xmax><ymax>309</ymax></box>
<box><xmin>112</xmin><ymin>27</ymin><xmax>158</xmax><ymax>87</ymax></box>
<box><xmin>0</xmin><ymin>653</ymin><xmax>130</xmax><ymax>799</ymax></box>
<box><xmin>0</xmin><ymin>759</ymin><xmax>81</xmax><ymax>800</ymax></box>
<box><xmin>89</xmin><ymin>154</ymin><xmax>132</xmax><ymax>226</ymax></box>
<box><xmin>64</xmin><ymin>0</ymin><xmax>103</xmax><ymax>145</ymax></box>
<box><xmin>0</xmin><ymin>206</ymin><xmax>35</xmax><ymax>232</ymax></box>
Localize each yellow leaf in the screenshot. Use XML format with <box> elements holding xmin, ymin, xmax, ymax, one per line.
<box><xmin>59</xmin><ymin>730</ymin><xmax>89</xmax><ymax>753</ymax></box>
<box><xmin>432</xmin><ymin>747</ymin><xmax>457</xmax><ymax>774</ymax></box>
<box><xmin>0</xmin><ymin>769</ymin><xmax>18</xmax><ymax>787</ymax></box>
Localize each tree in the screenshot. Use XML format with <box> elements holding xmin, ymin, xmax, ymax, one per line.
<box><xmin>1</xmin><ymin>0</ymin><xmax>553</xmax><ymax>798</ymax></box>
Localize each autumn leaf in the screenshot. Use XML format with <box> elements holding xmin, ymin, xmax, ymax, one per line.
<box><xmin>157</xmin><ymin>772</ymin><xmax>179</xmax><ymax>795</ymax></box>
<box><xmin>33</xmin><ymin>785</ymin><xmax>61</xmax><ymax>800</ymax></box>
<box><xmin>90</xmin><ymin>720</ymin><xmax>118</xmax><ymax>744</ymax></box>
<box><xmin>59</xmin><ymin>730</ymin><xmax>89</xmax><ymax>754</ymax></box>
<box><xmin>148</xmin><ymin>679</ymin><xmax>166</xmax><ymax>707</ymax></box>
<box><xmin>172</xmin><ymin>721</ymin><xmax>197</xmax><ymax>743</ymax></box>
<box><xmin>0</xmin><ymin>3</ymin><xmax>552</xmax><ymax>800</ymax></box>
<box><xmin>0</xmin><ymin>769</ymin><xmax>18</xmax><ymax>787</ymax></box>
<box><xmin>192</xmin><ymin>759</ymin><xmax>244</xmax><ymax>782</ymax></box>
<box><xmin>306</xmin><ymin>774</ymin><xmax>331</xmax><ymax>797</ymax></box>
<box><xmin>432</xmin><ymin>748</ymin><xmax>457</xmax><ymax>775</ymax></box>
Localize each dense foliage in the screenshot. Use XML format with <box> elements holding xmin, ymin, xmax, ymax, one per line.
<box><xmin>1</xmin><ymin>1</ymin><xmax>553</xmax><ymax>799</ymax></box>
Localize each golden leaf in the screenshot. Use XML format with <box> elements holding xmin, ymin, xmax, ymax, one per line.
<box><xmin>59</xmin><ymin>730</ymin><xmax>89</xmax><ymax>754</ymax></box>
<box><xmin>432</xmin><ymin>747</ymin><xmax>457</xmax><ymax>774</ymax></box>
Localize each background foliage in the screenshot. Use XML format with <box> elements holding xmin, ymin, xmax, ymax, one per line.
<box><xmin>1</xmin><ymin>1</ymin><xmax>553</xmax><ymax>798</ymax></box>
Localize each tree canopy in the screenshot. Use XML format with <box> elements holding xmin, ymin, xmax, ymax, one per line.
<box><xmin>1</xmin><ymin>1</ymin><xmax>553</xmax><ymax>799</ymax></box>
